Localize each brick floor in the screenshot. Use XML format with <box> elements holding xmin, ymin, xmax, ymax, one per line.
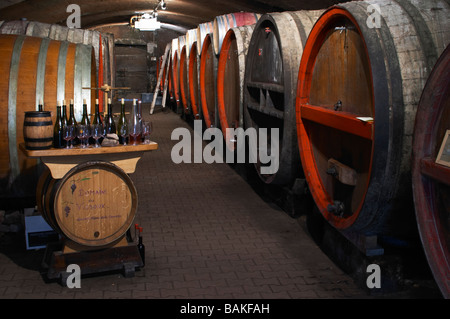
<box><xmin>1</xmin><ymin>105</ymin><xmax>373</xmax><ymax>301</ymax></box>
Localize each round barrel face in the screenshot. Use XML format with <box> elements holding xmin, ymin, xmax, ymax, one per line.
<box><xmin>179</xmin><ymin>46</ymin><xmax>190</xmax><ymax>113</ymax></box>
<box><xmin>54</xmin><ymin>162</ymin><xmax>137</xmax><ymax>247</ymax></box>
<box><xmin>244</xmin><ymin>17</ymin><xmax>290</xmax><ymax>185</ymax></box>
<box><xmin>189</xmin><ymin>43</ymin><xmax>200</xmax><ymax>117</ymax></box>
<box><xmin>200</xmin><ymin>34</ymin><xmax>217</xmax><ymax>128</ymax></box>
<box><xmin>217</xmin><ymin>33</ymin><xmax>241</xmax><ymax>128</ymax></box>
<box><xmin>412</xmin><ymin>45</ymin><xmax>450</xmax><ymax>298</ymax></box>
<box><xmin>297</xmin><ymin>11</ymin><xmax>374</xmax><ymax>229</ymax></box>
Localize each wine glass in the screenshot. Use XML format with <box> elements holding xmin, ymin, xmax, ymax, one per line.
<box><xmin>84</xmin><ymin>124</ymin><xmax>92</xmax><ymax>147</ymax></box>
<box><xmin>142</xmin><ymin>121</ymin><xmax>152</xmax><ymax>144</ymax></box>
<box><xmin>63</xmin><ymin>125</ymin><xmax>74</xmax><ymax>149</ymax></box>
<box><xmin>91</xmin><ymin>124</ymin><xmax>102</xmax><ymax>148</ymax></box>
<box><xmin>129</xmin><ymin>119</ymin><xmax>141</xmax><ymax>145</ymax></box>
<box><xmin>119</xmin><ymin>122</ymin><xmax>129</xmax><ymax>146</ymax></box>
<box><xmin>76</xmin><ymin>124</ymin><xmax>87</xmax><ymax>148</ymax></box>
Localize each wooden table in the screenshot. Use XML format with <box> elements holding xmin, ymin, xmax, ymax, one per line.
<box><xmin>20</xmin><ymin>141</ymin><xmax>158</xmax><ymax>283</ymax></box>
<box><xmin>20</xmin><ymin>142</ymin><xmax>158</xmax><ymax>179</ymax></box>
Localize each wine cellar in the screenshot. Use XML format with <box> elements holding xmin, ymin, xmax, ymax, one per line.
<box><xmin>0</xmin><ymin>0</ymin><xmax>449</xmax><ymax>304</ymax></box>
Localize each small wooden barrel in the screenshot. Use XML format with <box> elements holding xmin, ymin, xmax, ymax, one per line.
<box><xmin>217</xmin><ymin>25</ymin><xmax>254</xmax><ymax>151</ymax></box>
<box><xmin>412</xmin><ymin>44</ymin><xmax>450</xmax><ymax>299</ymax></box>
<box><xmin>23</xmin><ymin>111</ymin><xmax>53</xmax><ymax>150</ymax></box>
<box><xmin>37</xmin><ymin>161</ymin><xmax>138</xmax><ymax>248</ymax></box>
<box><xmin>200</xmin><ymin>33</ymin><xmax>218</xmax><ymax>128</ymax></box>
<box><xmin>295</xmin><ymin>0</ymin><xmax>449</xmax><ymax>232</ymax></box>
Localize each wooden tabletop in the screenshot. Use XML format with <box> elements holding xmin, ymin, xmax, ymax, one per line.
<box><xmin>19</xmin><ymin>142</ymin><xmax>158</xmax><ymax>158</ymax></box>
<box><xmin>19</xmin><ymin>142</ymin><xmax>159</xmax><ymax>179</ymax></box>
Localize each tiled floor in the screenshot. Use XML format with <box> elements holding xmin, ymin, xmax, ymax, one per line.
<box><xmin>0</xmin><ymin>105</ymin><xmax>440</xmax><ymax>302</ymax></box>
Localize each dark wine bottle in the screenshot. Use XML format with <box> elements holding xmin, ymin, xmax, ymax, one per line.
<box><xmin>67</xmin><ymin>99</ymin><xmax>77</xmax><ymax>126</ymax></box>
<box><xmin>38</xmin><ymin>99</ymin><xmax>43</xmax><ymax>112</ymax></box>
<box><xmin>80</xmin><ymin>98</ymin><xmax>90</xmax><ymax>126</ymax></box>
<box><xmin>92</xmin><ymin>98</ymin><xmax>102</xmax><ymax>125</ymax></box>
<box><xmin>53</xmin><ymin>102</ymin><xmax>64</xmax><ymax>148</ymax></box>
<box><xmin>105</xmin><ymin>98</ymin><xmax>116</xmax><ymax>134</ymax></box>
<box><xmin>61</xmin><ymin>99</ymin><xmax>68</xmax><ymax>127</ymax></box>
<box><xmin>67</xmin><ymin>99</ymin><xmax>79</xmax><ymax>145</ymax></box>
<box><xmin>137</xmin><ymin>227</ymin><xmax>145</xmax><ymax>266</ymax></box>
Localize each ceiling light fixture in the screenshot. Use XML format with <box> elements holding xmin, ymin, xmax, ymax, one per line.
<box><xmin>130</xmin><ymin>1</ymin><xmax>167</xmax><ymax>31</ymax></box>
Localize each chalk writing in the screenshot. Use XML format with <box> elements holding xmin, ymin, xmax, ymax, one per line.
<box><xmin>78</xmin><ymin>188</ymin><xmax>107</xmax><ymax>197</ymax></box>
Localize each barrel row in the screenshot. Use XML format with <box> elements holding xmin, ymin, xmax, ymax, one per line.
<box><xmin>160</xmin><ymin>1</ymin><xmax>450</xmax><ymax>298</ymax></box>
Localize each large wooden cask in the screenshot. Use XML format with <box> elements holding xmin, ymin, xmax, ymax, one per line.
<box><xmin>200</xmin><ymin>33</ymin><xmax>219</xmax><ymax>128</ymax></box>
<box><xmin>0</xmin><ymin>20</ymin><xmax>115</xmax><ymax>108</ymax></box>
<box><xmin>217</xmin><ymin>25</ymin><xmax>254</xmax><ymax>151</ymax></box>
<box><xmin>213</xmin><ymin>12</ymin><xmax>261</xmax><ymax>55</ymax></box>
<box><xmin>296</xmin><ymin>0</ymin><xmax>449</xmax><ymax>232</ymax></box>
<box><xmin>412</xmin><ymin>44</ymin><xmax>450</xmax><ymax>299</ymax></box>
<box><xmin>243</xmin><ymin>10</ymin><xmax>324</xmax><ymax>185</ymax></box>
<box><xmin>0</xmin><ymin>34</ymin><xmax>96</xmax><ymax>198</ymax></box>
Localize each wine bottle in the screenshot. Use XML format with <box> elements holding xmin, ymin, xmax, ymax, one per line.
<box><xmin>67</xmin><ymin>99</ymin><xmax>77</xmax><ymax>126</ymax></box>
<box><xmin>61</xmin><ymin>99</ymin><xmax>68</xmax><ymax>127</ymax></box>
<box><xmin>53</xmin><ymin>102</ymin><xmax>64</xmax><ymax>148</ymax></box>
<box><xmin>92</xmin><ymin>98</ymin><xmax>102</xmax><ymax>125</ymax></box>
<box><xmin>137</xmin><ymin>227</ymin><xmax>145</xmax><ymax>266</ymax></box>
<box><xmin>68</xmin><ymin>99</ymin><xmax>78</xmax><ymax>145</ymax></box>
<box><xmin>117</xmin><ymin>98</ymin><xmax>127</xmax><ymax>144</ymax></box>
<box><xmin>129</xmin><ymin>99</ymin><xmax>141</xmax><ymax>145</ymax></box>
<box><xmin>38</xmin><ymin>99</ymin><xmax>43</xmax><ymax>112</ymax></box>
<box><xmin>105</xmin><ymin>98</ymin><xmax>116</xmax><ymax>134</ymax></box>
<box><xmin>80</xmin><ymin>98</ymin><xmax>90</xmax><ymax>126</ymax></box>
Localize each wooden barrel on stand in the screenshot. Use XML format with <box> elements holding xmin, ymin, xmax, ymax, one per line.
<box><xmin>412</xmin><ymin>44</ymin><xmax>450</xmax><ymax>299</ymax></box>
<box><xmin>243</xmin><ymin>10</ymin><xmax>324</xmax><ymax>185</ymax></box>
<box><xmin>37</xmin><ymin>161</ymin><xmax>138</xmax><ymax>248</ymax></box>
<box><xmin>217</xmin><ymin>25</ymin><xmax>254</xmax><ymax>151</ymax></box>
<box><xmin>0</xmin><ymin>34</ymin><xmax>96</xmax><ymax>198</ymax></box>
<box><xmin>295</xmin><ymin>0</ymin><xmax>449</xmax><ymax>232</ymax></box>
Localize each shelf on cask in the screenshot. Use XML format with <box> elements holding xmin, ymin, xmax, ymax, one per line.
<box><xmin>19</xmin><ymin>142</ymin><xmax>158</xmax><ymax>179</ymax></box>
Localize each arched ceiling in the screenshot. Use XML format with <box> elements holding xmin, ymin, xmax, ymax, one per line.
<box><xmin>0</xmin><ymin>0</ymin><xmax>347</xmax><ymax>30</ymax></box>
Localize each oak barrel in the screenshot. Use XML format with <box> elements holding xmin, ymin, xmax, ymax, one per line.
<box><xmin>196</xmin><ymin>21</ymin><xmax>214</xmax><ymax>56</ymax></box>
<box><xmin>217</xmin><ymin>25</ymin><xmax>254</xmax><ymax>151</ymax></box>
<box><xmin>171</xmin><ymin>38</ymin><xmax>182</xmax><ymax>113</ymax></box>
<box><xmin>188</xmin><ymin>41</ymin><xmax>201</xmax><ymax>118</ymax></box>
<box><xmin>23</xmin><ymin>111</ymin><xmax>53</xmax><ymax>150</ymax></box>
<box><xmin>179</xmin><ymin>44</ymin><xmax>191</xmax><ymax>114</ymax></box>
<box><xmin>37</xmin><ymin>161</ymin><xmax>138</xmax><ymax>248</ymax></box>
<box><xmin>0</xmin><ymin>20</ymin><xmax>115</xmax><ymax>109</ymax></box>
<box><xmin>412</xmin><ymin>44</ymin><xmax>450</xmax><ymax>298</ymax></box>
<box><xmin>0</xmin><ymin>34</ymin><xmax>96</xmax><ymax>197</ymax></box>
<box><xmin>200</xmin><ymin>33</ymin><xmax>219</xmax><ymax>128</ymax></box>
<box><xmin>213</xmin><ymin>12</ymin><xmax>261</xmax><ymax>55</ymax></box>
<box><xmin>243</xmin><ymin>10</ymin><xmax>324</xmax><ymax>185</ymax></box>
<box><xmin>295</xmin><ymin>0</ymin><xmax>449</xmax><ymax>232</ymax></box>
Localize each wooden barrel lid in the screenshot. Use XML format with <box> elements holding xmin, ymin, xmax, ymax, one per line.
<box><xmin>53</xmin><ymin>161</ymin><xmax>137</xmax><ymax>247</ymax></box>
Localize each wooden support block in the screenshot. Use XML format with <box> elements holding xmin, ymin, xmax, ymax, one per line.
<box><xmin>327</xmin><ymin>158</ymin><xmax>357</xmax><ymax>186</ymax></box>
